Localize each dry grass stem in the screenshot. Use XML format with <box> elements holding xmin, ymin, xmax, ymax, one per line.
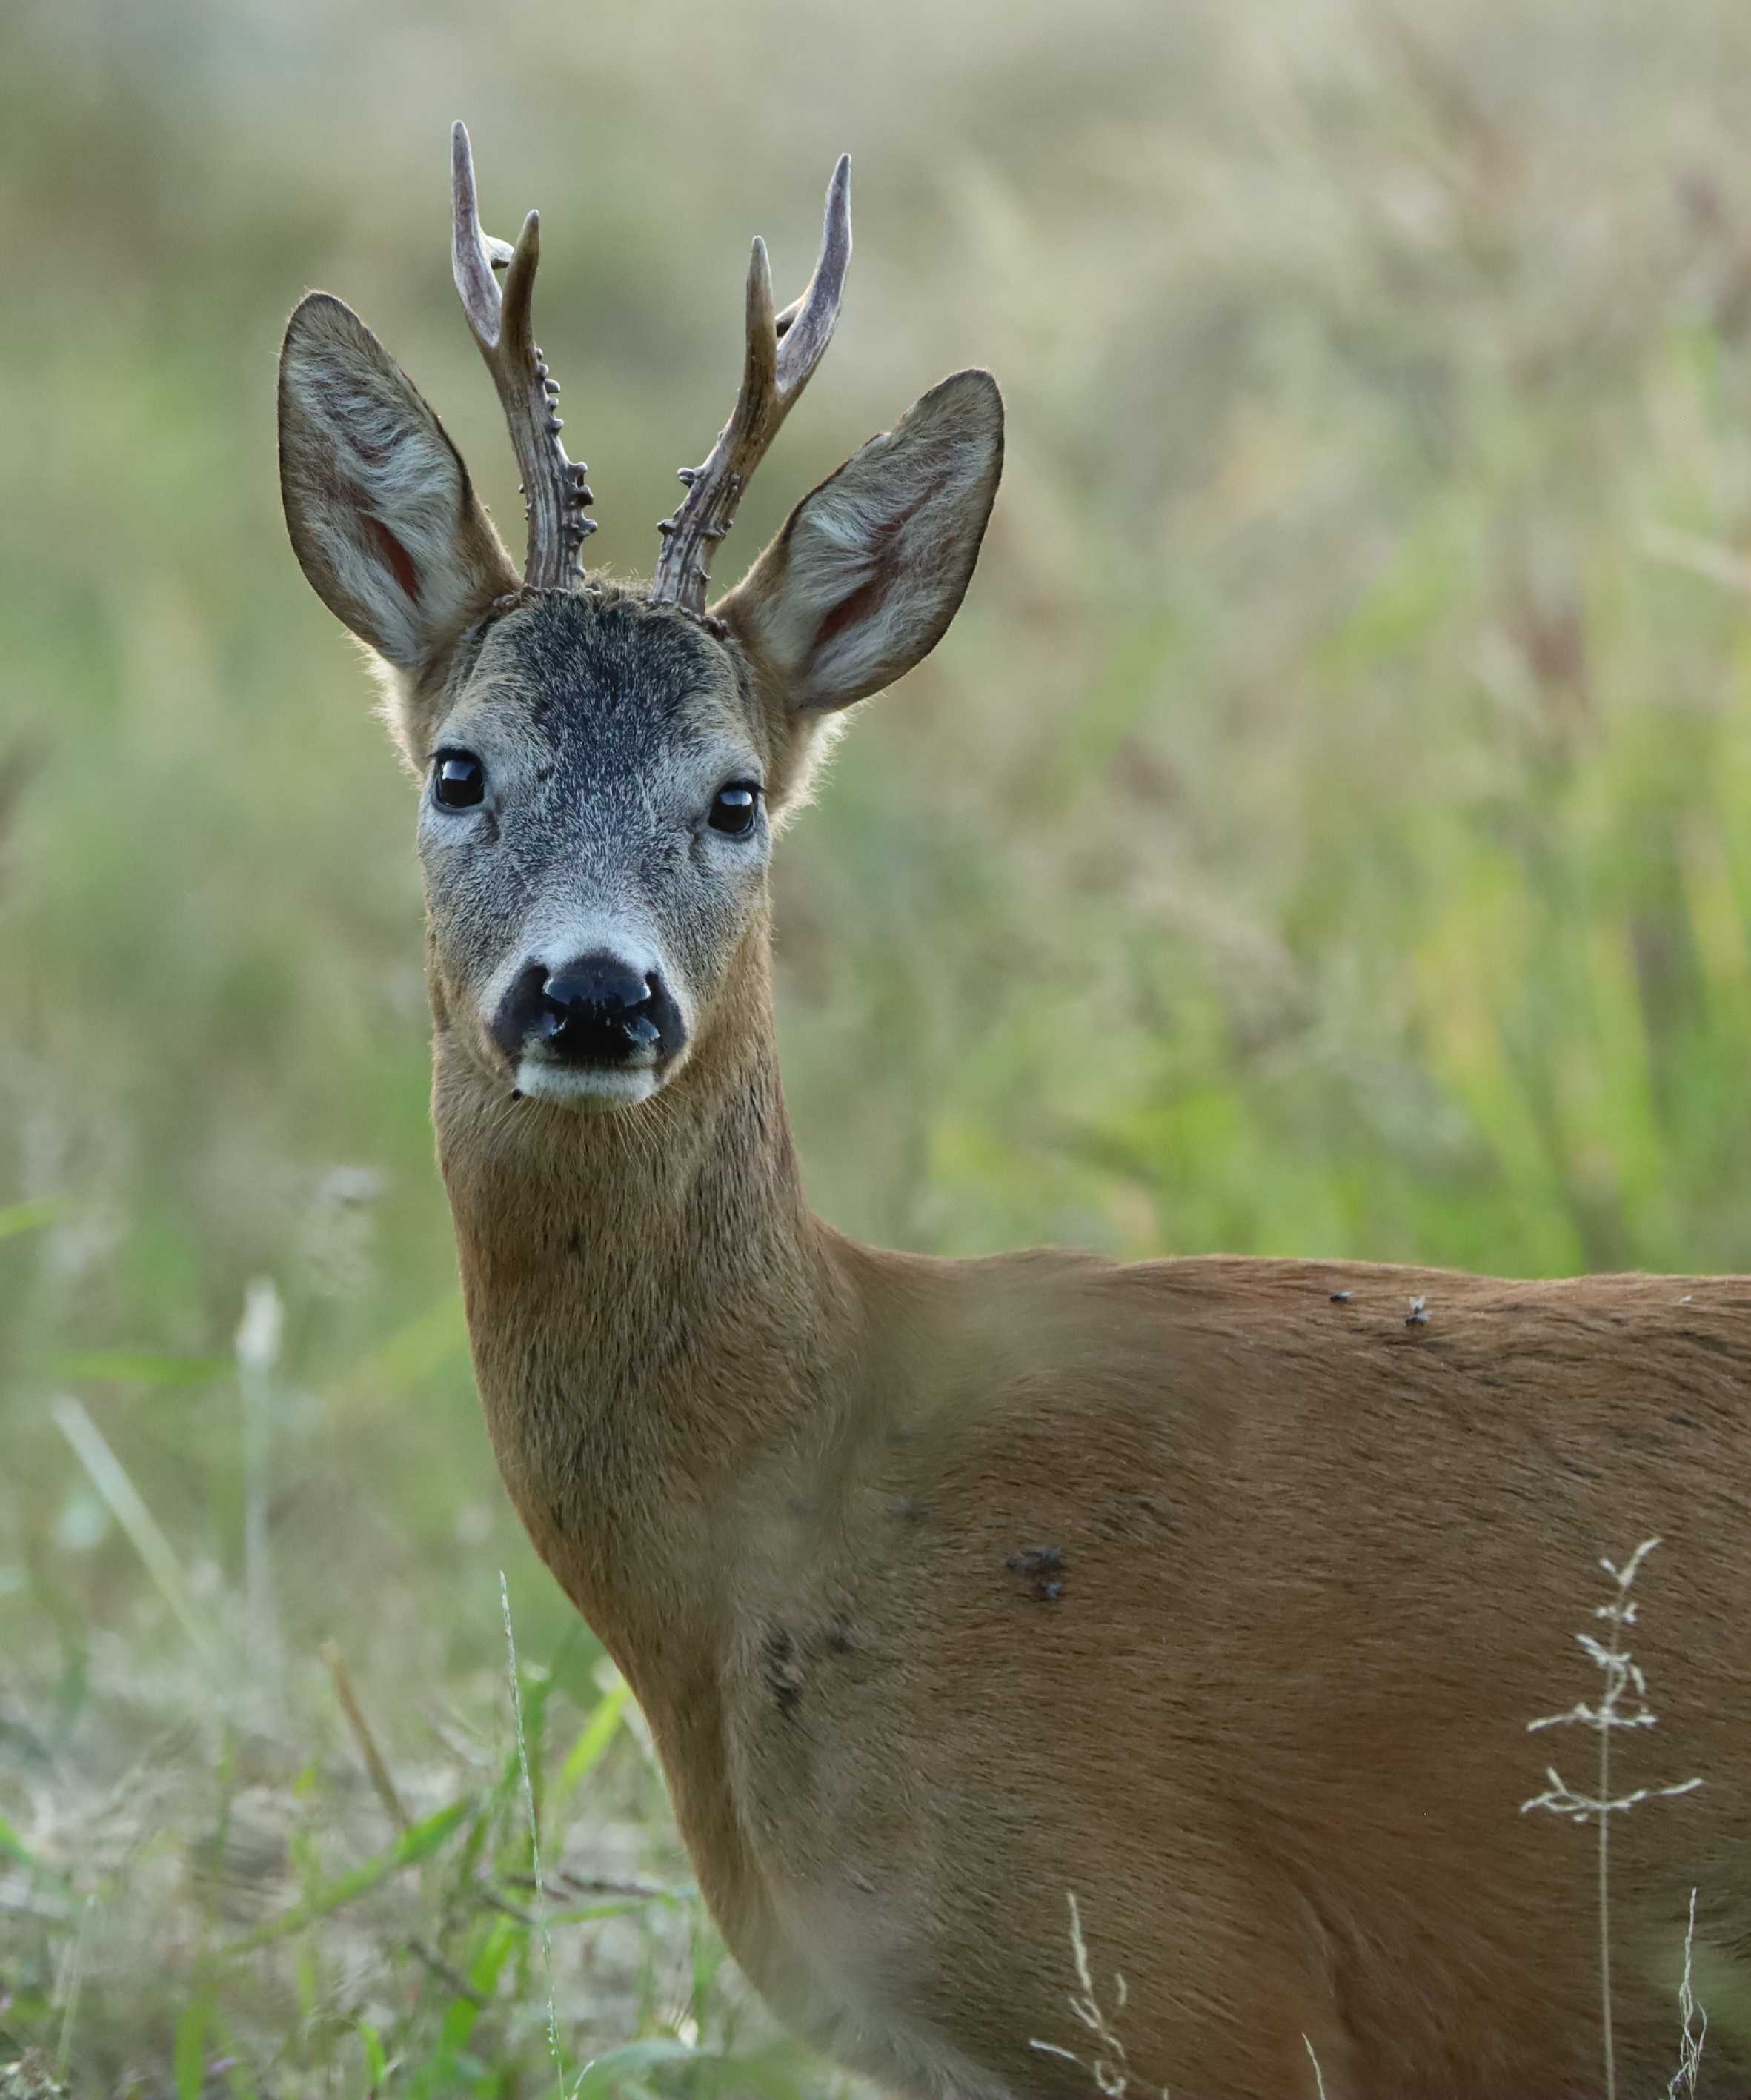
<box><xmin>501</xmin><ymin>1570</ymin><xmax>569</xmax><ymax>2100</ymax></box>
<box><xmin>1302</xmin><ymin>2033</ymin><xmax>1327</xmax><ymax>2099</ymax></box>
<box><xmin>1668</xmin><ymin>1886</ymin><xmax>1707</xmax><ymax>2100</ymax></box>
<box><xmin>236</xmin><ymin>1276</ymin><xmax>285</xmax><ymax>1716</ymax></box>
<box><xmin>320</xmin><ymin>1639</ymin><xmax>409</xmax><ymax>1832</ymax></box>
<box><xmin>50</xmin><ymin>1895</ymin><xmax>94</xmax><ymax>2086</ymax></box>
<box><xmin>1522</xmin><ymin>1538</ymin><xmax>1703</xmax><ymax>2100</ymax></box>
<box><xmin>1029</xmin><ymin>1892</ymin><xmax>1164</xmax><ymax>2099</ymax></box>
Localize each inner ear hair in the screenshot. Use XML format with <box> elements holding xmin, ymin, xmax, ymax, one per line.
<box><xmin>715</xmin><ymin>368</ymin><xmax>1003</xmax><ymax>719</ymax></box>
<box><xmin>277</xmin><ymin>293</ymin><xmax>516</xmax><ymax>682</ymax></box>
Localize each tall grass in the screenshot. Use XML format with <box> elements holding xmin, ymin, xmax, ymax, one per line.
<box><xmin>5</xmin><ymin>0</ymin><xmax>1751</xmax><ymax>2087</ymax></box>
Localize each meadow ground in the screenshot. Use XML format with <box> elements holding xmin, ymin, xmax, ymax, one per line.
<box><xmin>6</xmin><ymin>0</ymin><xmax>1751</xmax><ymax>2090</ymax></box>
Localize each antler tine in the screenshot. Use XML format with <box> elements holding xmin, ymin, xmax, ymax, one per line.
<box><xmin>449</xmin><ymin>121</ymin><xmax>594</xmax><ymax>593</ymax></box>
<box><xmin>774</xmin><ymin>153</ymin><xmax>852</xmax><ymax>392</ymax></box>
<box><xmin>651</xmin><ymin>155</ymin><xmax>852</xmax><ymax>614</ymax></box>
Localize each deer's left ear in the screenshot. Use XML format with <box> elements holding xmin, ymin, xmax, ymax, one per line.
<box><xmin>715</xmin><ymin>369</ymin><xmax>1003</xmax><ymax>713</ymax></box>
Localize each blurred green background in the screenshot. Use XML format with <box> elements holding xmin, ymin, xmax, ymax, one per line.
<box><xmin>6</xmin><ymin>0</ymin><xmax>1751</xmax><ymax>2089</ymax></box>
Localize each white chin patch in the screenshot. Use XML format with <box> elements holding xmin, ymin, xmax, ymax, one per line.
<box><xmin>514</xmin><ymin>1060</ymin><xmax>661</xmax><ymax>1112</ymax></box>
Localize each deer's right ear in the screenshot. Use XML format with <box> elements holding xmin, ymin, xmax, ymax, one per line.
<box><xmin>278</xmin><ymin>293</ymin><xmax>517</xmax><ymax>677</ymax></box>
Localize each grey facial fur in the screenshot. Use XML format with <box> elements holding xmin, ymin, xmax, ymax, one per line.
<box><xmin>416</xmin><ymin>588</ymin><xmax>773</xmax><ymax>1099</ymax></box>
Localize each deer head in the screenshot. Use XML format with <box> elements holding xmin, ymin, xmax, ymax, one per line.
<box><xmin>278</xmin><ymin>126</ymin><xmax>1002</xmax><ymax>1110</ymax></box>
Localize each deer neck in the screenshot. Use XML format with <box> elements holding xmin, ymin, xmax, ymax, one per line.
<box><xmin>430</xmin><ymin>948</ymin><xmax>856</xmax><ymax>1676</ymax></box>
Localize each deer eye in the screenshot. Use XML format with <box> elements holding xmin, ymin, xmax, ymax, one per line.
<box><xmin>708</xmin><ymin>782</ymin><xmax>761</xmax><ymax>837</ymax></box>
<box><xmin>433</xmin><ymin>750</ymin><xmax>485</xmax><ymax>811</ymax></box>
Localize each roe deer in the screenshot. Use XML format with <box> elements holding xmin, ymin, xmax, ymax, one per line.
<box><xmin>277</xmin><ymin>125</ymin><xmax>1751</xmax><ymax>2100</ymax></box>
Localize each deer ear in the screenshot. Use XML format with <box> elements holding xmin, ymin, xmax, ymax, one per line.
<box><xmin>715</xmin><ymin>369</ymin><xmax>1003</xmax><ymax>713</ymax></box>
<box><xmin>278</xmin><ymin>293</ymin><xmax>517</xmax><ymax>672</ymax></box>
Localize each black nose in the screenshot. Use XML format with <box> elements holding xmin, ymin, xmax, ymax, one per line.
<box><xmin>542</xmin><ymin>958</ymin><xmax>659</xmax><ymax>1055</ymax></box>
<box><xmin>491</xmin><ymin>951</ymin><xmax>685</xmax><ymax>1069</ymax></box>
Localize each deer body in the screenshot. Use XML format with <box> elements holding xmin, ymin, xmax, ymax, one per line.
<box><xmin>436</xmin><ymin>970</ymin><xmax>1751</xmax><ymax>2100</ymax></box>
<box><xmin>279</xmin><ymin>130</ymin><xmax>1751</xmax><ymax>2099</ymax></box>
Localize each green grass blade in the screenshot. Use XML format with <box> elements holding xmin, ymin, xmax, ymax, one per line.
<box><xmin>358</xmin><ymin>2021</ymin><xmax>388</xmax><ymax>2090</ymax></box>
<box><xmin>219</xmin><ymin>1796</ymin><xmax>474</xmax><ymax>1956</ymax></box>
<box><xmin>329</xmin><ymin>1295</ymin><xmax>469</xmax><ymax>1413</ymax></box>
<box><xmin>48</xmin><ymin>1349</ymin><xmax>228</xmax><ymax>1386</ymax></box>
<box><xmin>0</xmin><ymin>1810</ymin><xmax>67</xmax><ymax>1884</ymax></box>
<box><xmin>50</xmin><ymin>1394</ymin><xmax>222</xmax><ymax>1667</ymax></box>
<box><xmin>571</xmin><ymin>2039</ymin><xmax>712</xmax><ymax>2099</ymax></box>
<box><xmin>173</xmin><ymin>1996</ymin><xmax>208</xmax><ymax>2100</ymax></box>
<box><xmin>556</xmin><ymin>1681</ymin><xmax>631</xmax><ymax>1804</ymax></box>
<box><xmin>0</xmin><ymin>1196</ymin><xmax>61</xmax><ymax>1243</ymax></box>
<box><xmin>543</xmin><ymin>1895</ymin><xmax>682</xmax><ymax>1926</ymax></box>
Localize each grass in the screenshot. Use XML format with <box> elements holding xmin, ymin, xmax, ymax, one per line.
<box><xmin>7</xmin><ymin>0</ymin><xmax>1751</xmax><ymax>2088</ymax></box>
<box><xmin>1523</xmin><ymin>1541</ymin><xmax>1705</xmax><ymax>2100</ymax></box>
<box><xmin>1029</xmin><ymin>1893</ymin><xmax>1145</xmax><ymax>2099</ymax></box>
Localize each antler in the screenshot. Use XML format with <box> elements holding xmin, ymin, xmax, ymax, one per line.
<box><xmin>651</xmin><ymin>156</ymin><xmax>852</xmax><ymax>614</ymax></box>
<box><xmin>450</xmin><ymin>122</ymin><xmax>595</xmax><ymax>592</ymax></box>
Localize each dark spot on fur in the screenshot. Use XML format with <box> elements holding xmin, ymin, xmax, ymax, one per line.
<box><xmin>1678</xmin><ymin>1328</ymin><xmax>1736</xmax><ymax>1359</ymax></box>
<box><xmin>1329</xmin><ymin>1291</ymin><xmax>1352</xmax><ymax>1304</ymax></box>
<box><xmin>1007</xmin><ymin>1545</ymin><xmax>1066</xmax><ymax>1602</ymax></box>
<box><xmin>1092</xmin><ymin>1496</ymin><xmax>1171</xmax><ymax>1544</ymax></box>
<box><xmin>762</xmin><ymin>1626</ymin><xmax>804</xmax><ymax>1718</ymax></box>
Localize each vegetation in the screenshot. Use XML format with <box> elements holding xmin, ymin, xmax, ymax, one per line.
<box><xmin>5</xmin><ymin>0</ymin><xmax>1751</xmax><ymax>2088</ymax></box>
